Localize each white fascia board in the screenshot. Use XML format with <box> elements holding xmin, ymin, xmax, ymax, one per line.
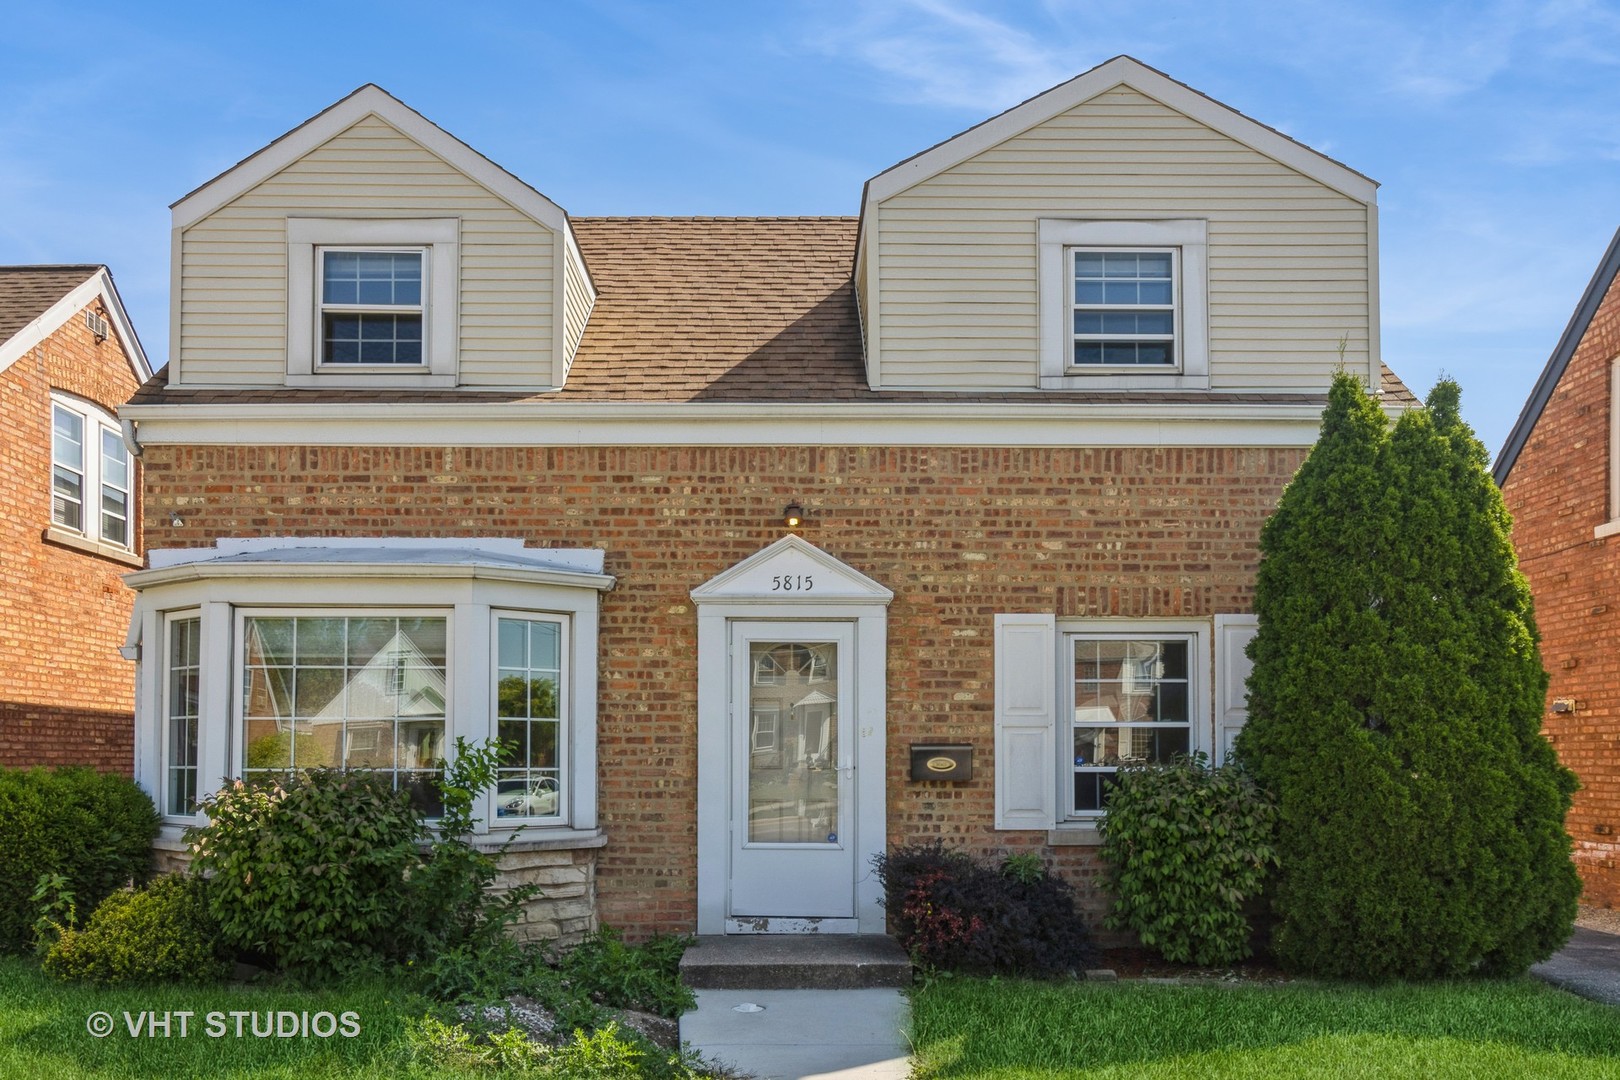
<box><xmin>121</xmin><ymin>400</ymin><xmax>1326</xmax><ymax>448</ymax></box>
<box><xmin>862</xmin><ymin>56</ymin><xmax>1377</xmax><ymax>208</ymax></box>
<box><xmin>0</xmin><ymin>268</ymin><xmax>152</xmax><ymax>381</ymax></box>
<box><xmin>170</xmin><ymin>85</ymin><xmax>567</xmax><ymax>232</ymax></box>
<box><xmin>125</xmin><ymin>559</ymin><xmax>614</xmax><ymax>593</ymax></box>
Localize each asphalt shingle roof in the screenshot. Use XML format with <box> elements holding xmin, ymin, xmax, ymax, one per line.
<box><xmin>0</xmin><ymin>265</ymin><xmax>101</xmax><ymax>350</ymax></box>
<box><xmin>128</xmin><ymin>219</ymin><xmax>1414</xmax><ymax>407</ymax></box>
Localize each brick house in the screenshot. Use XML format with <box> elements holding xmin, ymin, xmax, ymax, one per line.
<box><xmin>121</xmin><ymin>57</ymin><xmax>1409</xmax><ymax>940</ymax></box>
<box><xmin>0</xmin><ymin>265</ymin><xmax>151</xmax><ymax>772</ymax></box>
<box><xmin>1494</xmin><ymin>228</ymin><xmax>1620</xmax><ymax>910</ymax></box>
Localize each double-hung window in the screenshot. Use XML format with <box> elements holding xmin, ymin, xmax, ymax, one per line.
<box><xmin>1068</xmin><ymin>634</ymin><xmax>1193</xmax><ymax>816</ymax></box>
<box><xmin>50</xmin><ymin>394</ymin><xmax>131</xmax><ymax>551</ymax></box>
<box><xmin>1038</xmin><ymin>219</ymin><xmax>1208</xmax><ymax>390</ymax></box>
<box><xmin>1070</xmin><ymin>250</ymin><xmax>1177</xmax><ymax>367</ymax></box>
<box><xmin>319</xmin><ymin>250</ymin><xmax>425</xmax><ymax>366</ymax></box>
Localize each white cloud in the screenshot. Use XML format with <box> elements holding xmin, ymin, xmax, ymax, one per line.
<box><xmin>804</xmin><ymin>0</ymin><xmax>1074</xmax><ymax>112</ymax></box>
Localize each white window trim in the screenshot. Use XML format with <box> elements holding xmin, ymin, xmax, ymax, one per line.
<box><xmin>1039</xmin><ymin>219</ymin><xmax>1209</xmax><ymax>391</ymax></box>
<box><xmin>1059</xmin><ymin>620</ymin><xmax>1210</xmax><ymax>824</ymax></box>
<box><xmin>130</xmin><ymin>567</ymin><xmax>602</xmax><ymax>842</ymax></box>
<box><xmin>287</xmin><ymin>218</ymin><xmax>459</xmax><ymax>388</ymax></box>
<box><xmin>48</xmin><ymin>391</ymin><xmax>134</xmax><ymax>554</ymax></box>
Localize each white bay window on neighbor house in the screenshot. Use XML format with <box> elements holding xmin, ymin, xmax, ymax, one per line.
<box><xmin>127</xmin><ymin>539</ymin><xmax>609</xmax><ymax>839</ymax></box>
<box><xmin>50</xmin><ymin>393</ymin><xmax>132</xmax><ymax>551</ymax></box>
<box><xmin>994</xmin><ymin>615</ymin><xmax>1254</xmax><ymax>833</ymax></box>
<box><xmin>1038</xmin><ymin>219</ymin><xmax>1208</xmax><ymax>390</ymax></box>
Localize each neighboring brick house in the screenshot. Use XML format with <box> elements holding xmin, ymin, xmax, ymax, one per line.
<box><xmin>0</xmin><ymin>265</ymin><xmax>152</xmax><ymax>773</ymax></box>
<box><xmin>1494</xmin><ymin>229</ymin><xmax>1620</xmax><ymax>910</ymax></box>
<box><xmin>121</xmin><ymin>56</ymin><xmax>1411</xmax><ymax>940</ymax></box>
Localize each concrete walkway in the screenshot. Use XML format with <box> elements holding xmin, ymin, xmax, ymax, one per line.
<box><xmin>680</xmin><ymin>987</ymin><xmax>910</xmax><ymax>1080</ymax></box>
<box><xmin>1532</xmin><ymin>925</ymin><xmax>1620</xmax><ymax>1006</ymax></box>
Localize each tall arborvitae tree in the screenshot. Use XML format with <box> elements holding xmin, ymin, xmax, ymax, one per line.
<box><xmin>1411</xmin><ymin>381</ymin><xmax>1579</xmax><ymax>974</ymax></box>
<box><xmin>1238</xmin><ymin>373</ymin><xmax>1578</xmax><ymax>978</ymax></box>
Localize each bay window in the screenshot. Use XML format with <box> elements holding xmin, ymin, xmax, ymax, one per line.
<box><xmin>127</xmin><ymin>539</ymin><xmax>608</xmax><ymax>838</ymax></box>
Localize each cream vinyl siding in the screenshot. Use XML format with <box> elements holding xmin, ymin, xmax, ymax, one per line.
<box><xmin>178</xmin><ymin>114</ymin><xmax>556</xmax><ymax>387</ymax></box>
<box><xmin>561</xmin><ymin>232</ymin><xmax>594</xmax><ymax>380</ymax></box>
<box><xmin>869</xmin><ymin>86</ymin><xmax>1371</xmax><ymax>392</ymax></box>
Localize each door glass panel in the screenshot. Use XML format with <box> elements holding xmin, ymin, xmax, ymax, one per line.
<box><xmin>747</xmin><ymin>641</ymin><xmax>838</xmax><ymax>844</ymax></box>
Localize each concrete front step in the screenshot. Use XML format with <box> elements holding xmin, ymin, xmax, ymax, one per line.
<box><xmin>679</xmin><ymin>934</ymin><xmax>913</xmax><ymax>990</ymax></box>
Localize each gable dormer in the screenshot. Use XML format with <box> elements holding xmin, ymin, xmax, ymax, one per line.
<box><xmin>168</xmin><ymin>85</ymin><xmax>594</xmax><ymax>391</ymax></box>
<box><xmin>854</xmin><ymin>56</ymin><xmax>1380</xmax><ymax>395</ymax></box>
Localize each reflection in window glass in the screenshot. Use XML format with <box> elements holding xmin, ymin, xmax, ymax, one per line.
<box><xmin>1071</xmin><ymin>637</ymin><xmax>1192</xmax><ymax>814</ymax></box>
<box><xmin>747</xmin><ymin>641</ymin><xmax>839</xmax><ymax>843</ymax></box>
<box><xmin>495</xmin><ymin>617</ymin><xmax>563</xmax><ymax>820</ymax></box>
<box><xmin>241</xmin><ymin>615</ymin><xmax>446</xmax><ymax>814</ymax></box>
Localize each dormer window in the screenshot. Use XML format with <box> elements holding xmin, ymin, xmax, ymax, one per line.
<box><xmin>1040</xmin><ymin>219</ymin><xmax>1209</xmax><ymax>390</ymax></box>
<box><xmin>320</xmin><ymin>250</ymin><xmax>425</xmax><ymax>366</ymax></box>
<box><xmin>287</xmin><ymin>218</ymin><xmax>459</xmax><ymax>387</ymax></box>
<box><xmin>1071</xmin><ymin>250</ymin><xmax>1177</xmax><ymax>368</ymax></box>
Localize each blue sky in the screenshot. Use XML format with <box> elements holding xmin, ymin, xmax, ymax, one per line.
<box><xmin>4</xmin><ymin>0</ymin><xmax>1619</xmax><ymax>459</ymax></box>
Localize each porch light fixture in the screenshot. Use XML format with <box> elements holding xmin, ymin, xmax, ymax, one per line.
<box><xmin>783</xmin><ymin>502</ymin><xmax>804</xmax><ymax>529</ymax></box>
<box><xmin>168</xmin><ymin>512</ymin><xmax>184</xmax><ymax>527</ymax></box>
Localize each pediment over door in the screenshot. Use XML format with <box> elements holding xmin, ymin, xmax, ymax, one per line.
<box><xmin>691</xmin><ymin>535</ymin><xmax>893</xmax><ymax>607</ymax></box>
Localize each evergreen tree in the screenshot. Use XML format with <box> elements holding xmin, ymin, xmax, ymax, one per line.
<box><xmin>1237</xmin><ymin>373</ymin><xmax>1578</xmax><ymax>978</ymax></box>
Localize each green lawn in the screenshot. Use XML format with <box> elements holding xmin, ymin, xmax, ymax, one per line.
<box><xmin>910</xmin><ymin>976</ymin><xmax>1620</xmax><ymax>1079</ymax></box>
<box><xmin>0</xmin><ymin>955</ymin><xmax>460</xmax><ymax>1079</ymax></box>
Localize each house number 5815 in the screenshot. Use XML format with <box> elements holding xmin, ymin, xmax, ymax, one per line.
<box><xmin>771</xmin><ymin>574</ymin><xmax>813</xmax><ymax>592</ymax></box>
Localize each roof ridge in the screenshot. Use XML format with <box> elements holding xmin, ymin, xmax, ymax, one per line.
<box><xmin>0</xmin><ymin>263</ymin><xmax>106</xmax><ymax>272</ymax></box>
<box><xmin>571</xmin><ymin>215</ymin><xmax>857</xmax><ymax>223</ymax></box>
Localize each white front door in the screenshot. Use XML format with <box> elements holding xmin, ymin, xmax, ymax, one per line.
<box><xmin>728</xmin><ymin>621</ymin><xmax>857</xmax><ymax>923</ymax></box>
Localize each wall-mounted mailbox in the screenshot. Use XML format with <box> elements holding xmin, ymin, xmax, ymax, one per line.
<box><xmin>909</xmin><ymin>743</ymin><xmax>972</xmax><ymax>782</ymax></box>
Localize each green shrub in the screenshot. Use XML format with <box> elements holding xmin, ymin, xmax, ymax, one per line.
<box><xmin>43</xmin><ymin>874</ymin><xmax>225</xmax><ymax>985</ymax></box>
<box><xmin>1238</xmin><ymin>375</ymin><xmax>1580</xmax><ymax>978</ymax></box>
<box><xmin>557</xmin><ymin>927</ymin><xmax>695</xmax><ymax>1019</ymax></box>
<box><xmin>874</xmin><ymin>842</ymin><xmax>1094</xmax><ymax>976</ymax></box>
<box><xmin>187</xmin><ymin>769</ymin><xmax>423</xmax><ymax>977</ymax></box>
<box><xmin>0</xmin><ymin>767</ymin><xmax>158</xmax><ymax>953</ymax></box>
<box><xmin>1098</xmin><ymin>753</ymin><xmax>1277</xmax><ymax>965</ymax></box>
<box><xmin>402</xmin><ymin>738</ymin><xmax>537</xmax><ymax>963</ymax></box>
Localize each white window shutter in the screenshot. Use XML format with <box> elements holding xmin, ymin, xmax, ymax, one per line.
<box><xmin>994</xmin><ymin>613</ymin><xmax>1057</xmax><ymax>830</ymax></box>
<box><xmin>1213</xmin><ymin>614</ymin><xmax>1259</xmax><ymax>764</ymax></box>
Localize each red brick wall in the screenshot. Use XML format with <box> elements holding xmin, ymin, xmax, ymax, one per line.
<box><xmin>140</xmin><ymin>442</ymin><xmax>1301</xmax><ymax>936</ymax></box>
<box><xmin>0</xmin><ymin>301</ymin><xmax>141</xmax><ymax>773</ymax></box>
<box><xmin>1501</xmin><ymin>271</ymin><xmax>1620</xmax><ymax>909</ymax></box>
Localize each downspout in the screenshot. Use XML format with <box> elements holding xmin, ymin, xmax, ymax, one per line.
<box><xmin>121</xmin><ymin>416</ymin><xmax>142</xmax><ymax>458</ymax></box>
